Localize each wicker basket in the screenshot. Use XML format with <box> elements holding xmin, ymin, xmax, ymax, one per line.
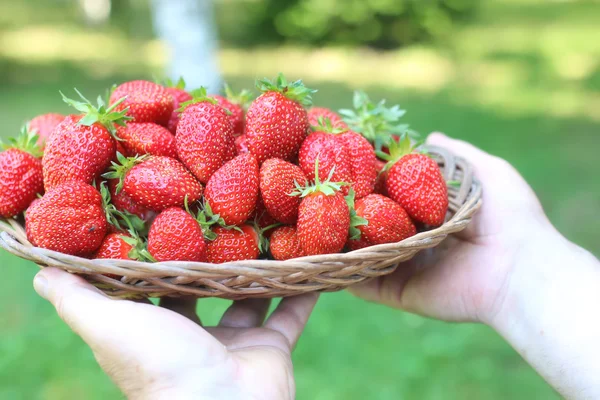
<box><xmin>0</xmin><ymin>145</ymin><xmax>482</xmax><ymax>300</ymax></box>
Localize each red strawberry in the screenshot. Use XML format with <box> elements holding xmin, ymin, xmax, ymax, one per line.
<box><xmin>163</xmin><ymin>78</ymin><xmax>194</xmax><ymax>134</ymax></box>
<box><xmin>105</xmin><ymin>154</ymin><xmax>203</xmax><ymax>212</ymax></box>
<box><xmin>116</xmin><ymin>122</ymin><xmax>177</xmax><ymax>158</ymax></box>
<box><xmin>205</xmin><ymin>153</ymin><xmax>259</xmax><ymax>226</ymax></box>
<box><xmin>298</xmin><ymin>131</ymin><xmax>351</xmax><ymax>194</ymax></box>
<box><xmin>373</xmin><ymin>159</ymin><xmax>387</xmax><ymax>195</ymax></box>
<box><xmin>336</xmin><ymin>131</ymin><xmax>377</xmax><ymax>199</ymax></box>
<box><xmin>107</xmin><ymin>179</ymin><xmax>153</xmax><ymax>221</ymax></box>
<box><xmin>148</xmin><ymin>207</ymin><xmax>207</xmax><ymax>262</ymax></box>
<box><xmin>308</xmin><ymin>107</ymin><xmax>347</xmax><ymax>130</ymax></box>
<box><xmin>270</xmin><ymin>226</ymin><xmax>304</xmax><ymax>261</ymax></box>
<box><xmin>250</xmin><ymin>194</ymin><xmax>279</xmax><ymax>232</ymax></box>
<box><xmin>176</xmin><ymin>90</ymin><xmax>236</xmax><ymax>184</ymax></box>
<box><xmin>28</xmin><ymin>113</ymin><xmax>65</xmax><ymax>146</ymax></box>
<box><xmin>383</xmin><ymin>137</ymin><xmax>448</xmax><ymax>226</ymax></box>
<box><xmin>259</xmin><ymin>158</ymin><xmax>307</xmax><ymax>224</ymax></box>
<box><xmin>26</xmin><ymin>181</ymin><xmax>107</xmax><ymax>256</ymax></box>
<box><xmin>346</xmin><ymin>235</ymin><xmax>372</xmax><ymax>251</ymax></box>
<box><xmin>110</xmin><ymin>80</ymin><xmax>174</xmax><ymax>126</ymax></box>
<box><xmin>43</xmin><ymin>91</ymin><xmax>129</xmax><ymax>190</ymax></box>
<box><xmin>295</xmin><ymin>164</ymin><xmax>350</xmax><ymax>256</ymax></box>
<box><xmin>206</xmin><ymin>225</ymin><xmax>259</xmax><ymax>264</ymax></box>
<box><xmin>235</xmin><ymin>135</ymin><xmax>249</xmax><ymax>155</ymax></box>
<box><xmin>212</xmin><ymin>85</ymin><xmax>252</xmax><ymax>136</ymax></box>
<box><xmin>93</xmin><ymin>233</ymin><xmax>134</xmax><ymax>260</ymax></box>
<box><xmin>245</xmin><ymin>74</ymin><xmax>314</xmax><ymax>164</ymax></box>
<box><xmin>353</xmin><ymin>194</ymin><xmax>416</xmax><ymax>245</ymax></box>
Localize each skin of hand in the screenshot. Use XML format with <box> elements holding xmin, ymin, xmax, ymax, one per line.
<box><xmin>350</xmin><ymin>132</ymin><xmax>600</xmax><ymax>399</ymax></box>
<box><xmin>33</xmin><ymin>269</ymin><xmax>318</xmax><ymax>400</ymax></box>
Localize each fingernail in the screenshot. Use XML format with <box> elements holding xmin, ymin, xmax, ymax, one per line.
<box><xmin>34</xmin><ymin>273</ymin><xmax>49</xmax><ymax>300</ymax></box>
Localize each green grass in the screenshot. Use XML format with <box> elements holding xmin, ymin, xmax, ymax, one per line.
<box><xmin>1</xmin><ymin>0</ymin><xmax>599</xmax><ymax>399</ymax></box>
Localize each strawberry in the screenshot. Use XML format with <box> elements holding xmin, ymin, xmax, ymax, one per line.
<box><xmin>352</xmin><ymin>194</ymin><xmax>416</xmax><ymax>246</ymax></box>
<box><xmin>269</xmin><ymin>226</ymin><xmax>304</xmax><ymax>261</ymax></box>
<box><xmin>43</xmin><ymin>90</ymin><xmax>129</xmax><ymax>190</ymax></box>
<box><xmin>205</xmin><ymin>153</ymin><xmax>259</xmax><ymax>226</ymax></box>
<box><xmin>148</xmin><ymin>207</ymin><xmax>207</xmax><ymax>262</ymax></box>
<box><xmin>110</xmin><ymin>80</ymin><xmax>174</xmax><ymax>126</ymax></box>
<box><xmin>105</xmin><ymin>154</ymin><xmax>203</xmax><ymax>212</ymax></box>
<box><xmin>373</xmin><ymin>159</ymin><xmax>387</xmax><ymax>195</ymax></box>
<box><xmin>250</xmin><ymin>194</ymin><xmax>279</xmax><ymax>232</ymax></box>
<box><xmin>245</xmin><ymin>74</ymin><xmax>315</xmax><ymax>164</ymax></box>
<box><xmin>0</xmin><ymin>129</ymin><xmax>44</xmax><ymax>218</ymax></box>
<box><xmin>26</xmin><ymin>181</ymin><xmax>107</xmax><ymax>256</ymax></box>
<box><xmin>107</xmin><ymin>179</ymin><xmax>153</xmax><ymax>221</ymax></box>
<box><xmin>93</xmin><ymin>233</ymin><xmax>134</xmax><ymax>260</ymax></box>
<box><xmin>206</xmin><ymin>225</ymin><xmax>260</xmax><ymax>264</ymax></box>
<box><xmin>294</xmin><ymin>161</ymin><xmax>351</xmax><ymax>256</ymax></box>
<box><xmin>298</xmin><ymin>131</ymin><xmax>351</xmax><ymax>195</ymax></box>
<box><xmin>28</xmin><ymin>113</ymin><xmax>65</xmax><ymax>146</ymax></box>
<box><xmin>308</xmin><ymin>107</ymin><xmax>347</xmax><ymax>131</ymax></box>
<box><xmin>383</xmin><ymin>137</ymin><xmax>448</xmax><ymax>226</ymax></box>
<box><xmin>235</xmin><ymin>135</ymin><xmax>249</xmax><ymax>155</ymax></box>
<box><xmin>176</xmin><ymin>88</ymin><xmax>236</xmax><ymax>184</ymax></box>
<box><xmin>339</xmin><ymin>91</ymin><xmax>416</xmax><ymax>152</ymax></box>
<box><xmin>346</xmin><ymin>236</ymin><xmax>372</xmax><ymax>251</ymax></box>
<box><xmin>336</xmin><ymin>131</ymin><xmax>377</xmax><ymax>199</ymax></box>
<box><xmin>212</xmin><ymin>84</ymin><xmax>253</xmax><ymax>136</ymax></box>
<box><xmin>116</xmin><ymin>122</ymin><xmax>177</xmax><ymax>158</ymax></box>
<box><xmin>259</xmin><ymin>158</ymin><xmax>307</xmax><ymax>224</ymax></box>
<box><xmin>163</xmin><ymin>78</ymin><xmax>194</xmax><ymax>134</ymax></box>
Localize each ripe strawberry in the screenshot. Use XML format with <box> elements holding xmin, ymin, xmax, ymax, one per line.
<box><xmin>110</xmin><ymin>80</ymin><xmax>174</xmax><ymax>126</ymax></box>
<box><xmin>176</xmin><ymin>89</ymin><xmax>236</xmax><ymax>184</ymax></box>
<box><xmin>383</xmin><ymin>137</ymin><xmax>448</xmax><ymax>226</ymax></box>
<box><xmin>270</xmin><ymin>226</ymin><xmax>304</xmax><ymax>261</ymax></box>
<box><xmin>93</xmin><ymin>233</ymin><xmax>134</xmax><ymax>260</ymax></box>
<box><xmin>259</xmin><ymin>158</ymin><xmax>307</xmax><ymax>224</ymax></box>
<box><xmin>107</xmin><ymin>179</ymin><xmax>153</xmax><ymax>221</ymax></box>
<box><xmin>116</xmin><ymin>122</ymin><xmax>177</xmax><ymax>158</ymax></box>
<box><xmin>245</xmin><ymin>74</ymin><xmax>315</xmax><ymax>164</ymax></box>
<box><xmin>205</xmin><ymin>153</ymin><xmax>259</xmax><ymax>226</ymax></box>
<box><xmin>26</xmin><ymin>181</ymin><xmax>107</xmax><ymax>256</ymax></box>
<box><xmin>0</xmin><ymin>129</ymin><xmax>44</xmax><ymax>218</ymax></box>
<box><xmin>298</xmin><ymin>131</ymin><xmax>351</xmax><ymax>194</ymax></box>
<box><xmin>250</xmin><ymin>194</ymin><xmax>279</xmax><ymax>232</ymax></box>
<box><xmin>308</xmin><ymin>107</ymin><xmax>347</xmax><ymax>131</ymax></box>
<box><xmin>235</xmin><ymin>135</ymin><xmax>249</xmax><ymax>155</ymax></box>
<box><xmin>206</xmin><ymin>225</ymin><xmax>259</xmax><ymax>264</ymax></box>
<box><xmin>28</xmin><ymin>113</ymin><xmax>65</xmax><ymax>146</ymax></box>
<box><xmin>295</xmin><ymin>162</ymin><xmax>350</xmax><ymax>256</ymax></box>
<box><xmin>353</xmin><ymin>194</ymin><xmax>416</xmax><ymax>245</ymax></box>
<box><xmin>373</xmin><ymin>159</ymin><xmax>387</xmax><ymax>195</ymax></box>
<box><xmin>105</xmin><ymin>154</ymin><xmax>203</xmax><ymax>212</ymax></box>
<box><xmin>148</xmin><ymin>207</ymin><xmax>207</xmax><ymax>262</ymax></box>
<box><xmin>346</xmin><ymin>235</ymin><xmax>372</xmax><ymax>251</ymax></box>
<box><xmin>163</xmin><ymin>78</ymin><xmax>193</xmax><ymax>134</ymax></box>
<box><xmin>212</xmin><ymin>85</ymin><xmax>253</xmax><ymax>136</ymax></box>
<box><xmin>336</xmin><ymin>131</ymin><xmax>377</xmax><ymax>199</ymax></box>
<box><xmin>43</xmin><ymin>90</ymin><xmax>129</xmax><ymax>190</ymax></box>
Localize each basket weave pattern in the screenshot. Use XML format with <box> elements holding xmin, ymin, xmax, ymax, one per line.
<box><xmin>0</xmin><ymin>146</ymin><xmax>482</xmax><ymax>299</ymax></box>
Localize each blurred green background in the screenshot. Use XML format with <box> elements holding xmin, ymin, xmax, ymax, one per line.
<box><xmin>1</xmin><ymin>0</ymin><xmax>599</xmax><ymax>399</ymax></box>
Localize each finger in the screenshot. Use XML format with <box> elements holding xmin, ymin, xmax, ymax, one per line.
<box><xmin>427</xmin><ymin>132</ymin><xmax>497</xmax><ymax>179</ymax></box>
<box><xmin>264</xmin><ymin>293</ymin><xmax>319</xmax><ymax>349</ymax></box>
<box><xmin>219</xmin><ymin>299</ymin><xmax>271</xmax><ymax>328</ymax></box>
<box><xmin>160</xmin><ymin>297</ymin><xmax>201</xmax><ymax>325</ymax></box>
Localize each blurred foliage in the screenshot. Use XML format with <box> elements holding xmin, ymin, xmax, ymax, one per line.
<box><xmin>217</xmin><ymin>0</ymin><xmax>479</xmax><ymax>48</ymax></box>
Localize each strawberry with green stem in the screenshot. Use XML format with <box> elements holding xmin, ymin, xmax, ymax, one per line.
<box><xmin>43</xmin><ymin>89</ymin><xmax>130</xmax><ymax>190</ymax></box>
<box><xmin>380</xmin><ymin>136</ymin><xmax>448</xmax><ymax>226</ymax></box>
<box><xmin>0</xmin><ymin>128</ymin><xmax>44</xmax><ymax>218</ymax></box>
<box><xmin>104</xmin><ymin>153</ymin><xmax>203</xmax><ymax>212</ymax></box>
<box><xmin>307</xmin><ymin>107</ymin><xmax>347</xmax><ymax>131</ymax></box>
<box><xmin>110</xmin><ymin>80</ymin><xmax>174</xmax><ymax>126</ymax></box>
<box><xmin>339</xmin><ymin>90</ymin><xmax>417</xmax><ymax>152</ymax></box>
<box><xmin>176</xmin><ymin>87</ymin><xmax>236</xmax><ymax>184</ymax></box>
<box><xmin>212</xmin><ymin>84</ymin><xmax>253</xmax><ymax>136</ymax></box>
<box><xmin>246</xmin><ymin>73</ymin><xmax>316</xmax><ymax>164</ymax></box>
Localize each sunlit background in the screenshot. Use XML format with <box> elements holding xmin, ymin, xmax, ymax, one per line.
<box><xmin>1</xmin><ymin>0</ymin><xmax>598</xmax><ymax>399</ymax></box>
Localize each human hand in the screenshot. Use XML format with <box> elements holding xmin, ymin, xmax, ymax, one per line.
<box><xmin>33</xmin><ymin>268</ymin><xmax>318</xmax><ymax>400</ymax></box>
<box><xmin>349</xmin><ymin>132</ymin><xmax>554</xmax><ymax>324</ymax></box>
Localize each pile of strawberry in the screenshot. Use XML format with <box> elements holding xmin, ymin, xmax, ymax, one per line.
<box><xmin>0</xmin><ymin>74</ymin><xmax>449</xmax><ymax>267</ymax></box>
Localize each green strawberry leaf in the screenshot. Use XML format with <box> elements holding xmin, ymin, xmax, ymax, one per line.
<box><xmin>255</xmin><ymin>73</ymin><xmax>317</xmax><ymax>107</ymax></box>
<box><xmin>1</xmin><ymin>126</ymin><xmax>43</xmax><ymax>158</ymax></box>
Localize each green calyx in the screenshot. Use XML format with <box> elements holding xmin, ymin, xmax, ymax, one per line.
<box><xmin>255</xmin><ymin>73</ymin><xmax>317</xmax><ymax>108</ymax></box>
<box><xmin>121</xmin><ymin>234</ymin><xmax>156</xmax><ymax>263</ymax></box>
<box><xmin>291</xmin><ymin>158</ymin><xmax>347</xmax><ymax>198</ymax></box>
<box><xmin>159</xmin><ymin>76</ymin><xmax>187</xmax><ymax>90</ymax></box>
<box><xmin>376</xmin><ymin>135</ymin><xmax>418</xmax><ymax>173</ymax></box>
<box><xmin>102</xmin><ymin>152</ymin><xmax>148</xmax><ymax>194</ymax></box>
<box><xmin>99</xmin><ymin>181</ymin><xmax>148</xmax><ymax>235</ymax></box>
<box><xmin>339</xmin><ymin>91</ymin><xmax>418</xmax><ymax>152</ymax></box>
<box><xmin>311</xmin><ymin>116</ymin><xmax>347</xmax><ymax>134</ymax></box>
<box><xmin>187</xmin><ymin>199</ymin><xmax>240</xmax><ymax>241</ymax></box>
<box><xmin>181</xmin><ymin>87</ymin><xmax>219</xmax><ymax>112</ymax></box>
<box><xmin>345</xmin><ymin>188</ymin><xmax>368</xmax><ymax>241</ymax></box>
<box><xmin>223</xmin><ymin>83</ymin><xmax>254</xmax><ymax>110</ymax></box>
<box><xmin>60</xmin><ymin>88</ymin><xmax>132</xmax><ymax>136</ymax></box>
<box><xmin>2</xmin><ymin>126</ymin><xmax>43</xmax><ymax>158</ymax></box>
